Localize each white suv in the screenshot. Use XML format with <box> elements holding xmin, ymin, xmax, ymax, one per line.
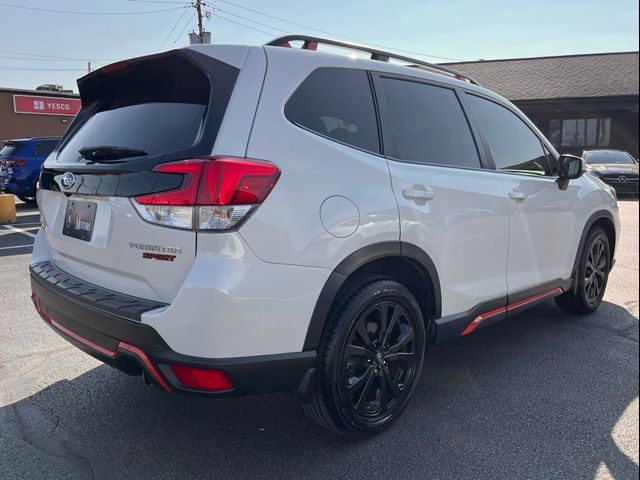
<box><xmin>30</xmin><ymin>36</ymin><xmax>620</xmax><ymax>437</ymax></box>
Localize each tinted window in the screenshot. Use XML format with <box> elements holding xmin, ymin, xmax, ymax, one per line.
<box><xmin>285</xmin><ymin>68</ymin><xmax>379</xmax><ymax>154</ymax></box>
<box><xmin>379</xmin><ymin>78</ymin><xmax>480</xmax><ymax>168</ymax></box>
<box><xmin>33</xmin><ymin>140</ymin><xmax>59</xmax><ymax>157</ymax></box>
<box><xmin>466</xmin><ymin>94</ymin><xmax>550</xmax><ymax>175</ymax></box>
<box><xmin>584</xmin><ymin>150</ymin><xmax>636</xmax><ymax>165</ymax></box>
<box><xmin>59</xmin><ymin>103</ymin><xmax>206</xmax><ymax>163</ymax></box>
<box><xmin>0</xmin><ymin>141</ymin><xmax>27</xmax><ymax>157</ymax></box>
<box><xmin>57</xmin><ymin>55</ymin><xmax>210</xmax><ymax>164</ymax></box>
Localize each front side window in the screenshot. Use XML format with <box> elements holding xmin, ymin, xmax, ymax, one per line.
<box><xmin>285</xmin><ymin>68</ymin><xmax>380</xmax><ymax>154</ymax></box>
<box><xmin>466</xmin><ymin>94</ymin><xmax>550</xmax><ymax>176</ymax></box>
<box><xmin>378</xmin><ymin>77</ymin><xmax>480</xmax><ymax>168</ymax></box>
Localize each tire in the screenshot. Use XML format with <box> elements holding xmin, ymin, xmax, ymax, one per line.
<box><xmin>555</xmin><ymin>226</ymin><xmax>611</xmax><ymax>314</ymax></box>
<box><xmin>303</xmin><ymin>278</ymin><xmax>427</xmax><ymax>437</ymax></box>
<box><xmin>17</xmin><ymin>195</ymin><xmax>37</xmax><ymax>204</ymax></box>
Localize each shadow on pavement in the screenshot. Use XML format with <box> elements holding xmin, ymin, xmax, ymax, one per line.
<box><xmin>1</xmin><ymin>300</ymin><xmax>638</xmax><ymax>479</ymax></box>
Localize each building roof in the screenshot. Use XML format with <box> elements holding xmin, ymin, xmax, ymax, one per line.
<box><xmin>0</xmin><ymin>86</ymin><xmax>78</xmax><ymax>97</ymax></box>
<box><xmin>443</xmin><ymin>51</ymin><xmax>639</xmax><ymax>101</ymax></box>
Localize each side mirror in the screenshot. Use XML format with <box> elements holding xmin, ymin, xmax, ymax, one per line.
<box><xmin>557</xmin><ymin>154</ymin><xmax>584</xmax><ymax>190</ymax></box>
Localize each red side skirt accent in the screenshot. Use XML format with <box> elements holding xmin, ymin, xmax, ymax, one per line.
<box><xmin>461</xmin><ymin>287</ymin><xmax>564</xmax><ymax>336</ymax></box>
<box><xmin>460</xmin><ymin>306</ymin><xmax>506</xmax><ymax>336</ymax></box>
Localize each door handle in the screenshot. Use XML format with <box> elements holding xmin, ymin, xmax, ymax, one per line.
<box><xmin>402</xmin><ymin>185</ymin><xmax>435</xmax><ymax>203</ymax></box>
<box><xmin>508</xmin><ymin>189</ymin><xmax>527</xmax><ymax>202</ymax></box>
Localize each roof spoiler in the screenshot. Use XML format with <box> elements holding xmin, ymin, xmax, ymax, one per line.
<box><xmin>265</xmin><ymin>35</ymin><xmax>480</xmax><ymax>86</ymax></box>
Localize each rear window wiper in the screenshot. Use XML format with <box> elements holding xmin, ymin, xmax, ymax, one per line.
<box><xmin>78</xmin><ymin>145</ymin><xmax>148</xmax><ymax>162</ymax></box>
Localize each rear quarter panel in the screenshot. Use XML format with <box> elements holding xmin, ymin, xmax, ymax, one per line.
<box><xmin>240</xmin><ymin>48</ymin><xmax>399</xmax><ymax>269</ymax></box>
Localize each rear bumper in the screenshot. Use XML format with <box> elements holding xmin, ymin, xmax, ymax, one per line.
<box><xmin>1</xmin><ymin>171</ymin><xmax>37</xmax><ymax>196</ymax></box>
<box><xmin>30</xmin><ymin>260</ymin><xmax>316</xmax><ymax>397</ymax></box>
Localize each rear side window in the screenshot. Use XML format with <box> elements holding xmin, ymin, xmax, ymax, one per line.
<box><xmin>0</xmin><ymin>141</ymin><xmax>27</xmax><ymax>157</ymax></box>
<box><xmin>466</xmin><ymin>94</ymin><xmax>550</xmax><ymax>175</ymax></box>
<box><xmin>285</xmin><ymin>68</ymin><xmax>380</xmax><ymax>154</ymax></box>
<box><xmin>33</xmin><ymin>140</ymin><xmax>59</xmax><ymax>157</ymax></box>
<box><xmin>57</xmin><ymin>55</ymin><xmax>211</xmax><ymax>164</ymax></box>
<box><xmin>378</xmin><ymin>77</ymin><xmax>480</xmax><ymax>168</ymax></box>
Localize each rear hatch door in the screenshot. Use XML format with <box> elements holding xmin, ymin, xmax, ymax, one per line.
<box><xmin>38</xmin><ymin>49</ymin><xmax>241</xmax><ymax>303</ymax></box>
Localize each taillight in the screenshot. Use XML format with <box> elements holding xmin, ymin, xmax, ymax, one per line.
<box><xmin>0</xmin><ymin>158</ymin><xmax>27</xmax><ymax>167</ymax></box>
<box><xmin>133</xmin><ymin>157</ymin><xmax>280</xmax><ymax>230</ymax></box>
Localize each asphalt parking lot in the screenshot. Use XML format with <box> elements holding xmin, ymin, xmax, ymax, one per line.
<box><xmin>0</xmin><ymin>199</ymin><xmax>638</xmax><ymax>480</ymax></box>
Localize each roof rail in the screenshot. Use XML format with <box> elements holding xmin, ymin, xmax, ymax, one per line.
<box><xmin>265</xmin><ymin>35</ymin><xmax>480</xmax><ymax>86</ymax></box>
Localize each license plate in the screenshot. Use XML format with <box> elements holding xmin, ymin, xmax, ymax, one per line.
<box><xmin>63</xmin><ymin>200</ymin><xmax>96</xmax><ymax>242</ymax></box>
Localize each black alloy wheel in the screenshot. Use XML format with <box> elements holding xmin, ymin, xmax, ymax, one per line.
<box><xmin>556</xmin><ymin>226</ymin><xmax>611</xmax><ymax>314</ymax></box>
<box><xmin>584</xmin><ymin>237</ymin><xmax>608</xmax><ymax>307</ymax></box>
<box><xmin>303</xmin><ymin>278</ymin><xmax>427</xmax><ymax>437</ymax></box>
<box><xmin>339</xmin><ymin>300</ymin><xmax>420</xmax><ymax>420</ymax></box>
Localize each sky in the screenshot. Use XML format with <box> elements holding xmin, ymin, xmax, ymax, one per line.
<box><xmin>0</xmin><ymin>0</ymin><xmax>638</xmax><ymax>92</ymax></box>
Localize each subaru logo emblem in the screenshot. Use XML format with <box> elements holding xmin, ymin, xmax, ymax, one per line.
<box><xmin>617</xmin><ymin>175</ymin><xmax>628</xmax><ymax>184</ymax></box>
<box><xmin>61</xmin><ymin>172</ymin><xmax>76</xmax><ymax>189</ymax></box>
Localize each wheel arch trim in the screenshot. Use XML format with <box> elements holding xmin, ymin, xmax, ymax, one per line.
<box><xmin>302</xmin><ymin>241</ymin><xmax>442</xmax><ymax>350</ymax></box>
<box><xmin>571</xmin><ymin>209</ymin><xmax>616</xmax><ymax>293</ymax></box>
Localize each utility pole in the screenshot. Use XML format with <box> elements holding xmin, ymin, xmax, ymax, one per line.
<box><xmin>195</xmin><ymin>0</ymin><xmax>204</xmax><ymax>42</ymax></box>
<box><xmin>189</xmin><ymin>0</ymin><xmax>211</xmax><ymax>44</ymax></box>
<box><xmin>87</xmin><ymin>61</ymin><xmax>92</xmax><ymax>73</ymax></box>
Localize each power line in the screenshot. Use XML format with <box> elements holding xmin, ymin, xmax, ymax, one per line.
<box><xmin>124</xmin><ymin>0</ymin><xmax>464</xmax><ymax>59</ymax></box>
<box><xmin>0</xmin><ymin>2</ymin><xmax>187</xmax><ymax>15</ymax></box>
<box><xmin>172</xmin><ymin>10</ymin><xmax>197</xmax><ymax>46</ymax></box>
<box><xmin>0</xmin><ymin>49</ymin><xmax>117</xmax><ymax>62</ymax></box>
<box><xmin>215</xmin><ymin>8</ymin><xmax>289</xmax><ymax>35</ymax></box>
<box><xmin>215</xmin><ymin>14</ymin><xmax>280</xmax><ymax>37</ymax></box>
<box><xmin>159</xmin><ymin>6</ymin><xmax>190</xmax><ymax>49</ymax></box>
<box><xmin>0</xmin><ymin>66</ymin><xmax>86</xmax><ymax>72</ymax></box>
<box><xmin>214</xmin><ymin>0</ymin><xmax>463</xmax><ymax>61</ymax></box>
<box><xmin>0</xmin><ymin>55</ymin><xmax>94</xmax><ymax>62</ymax></box>
<box><xmin>127</xmin><ymin>0</ymin><xmax>187</xmax><ymax>3</ymax></box>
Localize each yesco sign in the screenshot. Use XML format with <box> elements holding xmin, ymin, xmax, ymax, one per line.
<box><xmin>13</xmin><ymin>94</ymin><xmax>81</xmax><ymax>116</ymax></box>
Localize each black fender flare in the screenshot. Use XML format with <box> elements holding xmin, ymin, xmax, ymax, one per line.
<box><xmin>570</xmin><ymin>209</ymin><xmax>616</xmax><ymax>293</ymax></box>
<box><xmin>302</xmin><ymin>241</ymin><xmax>442</xmax><ymax>350</ymax></box>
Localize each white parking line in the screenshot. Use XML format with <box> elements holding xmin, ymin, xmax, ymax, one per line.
<box><xmin>0</xmin><ymin>244</ymin><xmax>33</xmax><ymax>250</ymax></box>
<box><xmin>0</xmin><ymin>224</ymin><xmax>38</xmax><ymax>239</ymax></box>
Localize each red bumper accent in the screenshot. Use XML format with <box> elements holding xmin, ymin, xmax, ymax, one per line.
<box><xmin>32</xmin><ymin>292</ymin><xmax>172</xmax><ymax>392</ymax></box>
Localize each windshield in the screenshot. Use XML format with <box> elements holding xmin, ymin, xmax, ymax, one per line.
<box><xmin>584</xmin><ymin>151</ymin><xmax>636</xmax><ymax>165</ymax></box>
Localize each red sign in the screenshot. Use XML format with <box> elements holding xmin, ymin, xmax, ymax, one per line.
<box><xmin>13</xmin><ymin>94</ymin><xmax>81</xmax><ymax>116</ymax></box>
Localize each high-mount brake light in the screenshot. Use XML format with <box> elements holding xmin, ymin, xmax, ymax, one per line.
<box><xmin>133</xmin><ymin>157</ymin><xmax>280</xmax><ymax>230</ymax></box>
<box><xmin>100</xmin><ymin>61</ymin><xmax>129</xmax><ymax>74</ymax></box>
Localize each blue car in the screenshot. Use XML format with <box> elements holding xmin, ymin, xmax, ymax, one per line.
<box><xmin>0</xmin><ymin>137</ymin><xmax>61</xmax><ymax>203</ymax></box>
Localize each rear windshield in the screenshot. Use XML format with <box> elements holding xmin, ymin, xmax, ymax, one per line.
<box><xmin>33</xmin><ymin>139</ymin><xmax>60</xmax><ymax>157</ymax></box>
<box><xmin>57</xmin><ymin>55</ymin><xmax>210</xmax><ymax>164</ymax></box>
<box><xmin>584</xmin><ymin>150</ymin><xmax>636</xmax><ymax>165</ymax></box>
<box><xmin>0</xmin><ymin>141</ymin><xmax>27</xmax><ymax>157</ymax></box>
